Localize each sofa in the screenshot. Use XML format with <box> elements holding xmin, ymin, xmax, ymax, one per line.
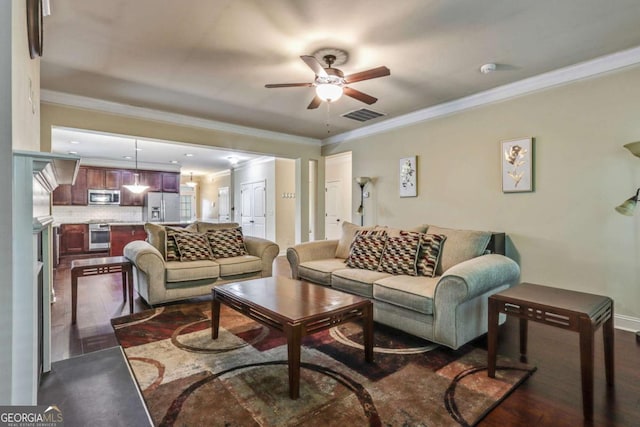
<box><xmin>287</xmin><ymin>222</ymin><xmax>520</xmax><ymax>349</ymax></box>
<box><xmin>124</xmin><ymin>221</ymin><xmax>279</xmax><ymax>306</ymax></box>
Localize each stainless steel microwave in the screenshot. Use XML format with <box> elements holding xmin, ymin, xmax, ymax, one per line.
<box><xmin>88</xmin><ymin>189</ymin><xmax>121</xmax><ymax>205</ymax></box>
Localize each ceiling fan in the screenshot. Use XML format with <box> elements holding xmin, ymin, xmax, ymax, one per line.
<box><xmin>265</xmin><ymin>53</ymin><xmax>390</xmax><ymax>109</ymax></box>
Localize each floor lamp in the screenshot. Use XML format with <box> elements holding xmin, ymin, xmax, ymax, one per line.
<box><xmin>355</xmin><ymin>176</ymin><xmax>371</xmax><ymax>226</ymax></box>
<box><xmin>615</xmin><ymin>141</ymin><xmax>640</xmax><ymax>342</ymax></box>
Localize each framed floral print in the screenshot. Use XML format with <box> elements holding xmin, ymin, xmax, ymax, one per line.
<box><xmin>502</xmin><ymin>138</ymin><xmax>534</xmax><ymax>193</ymax></box>
<box><xmin>399</xmin><ymin>156</ymin><xmax>417</xmax><ymax>197</ymax></box>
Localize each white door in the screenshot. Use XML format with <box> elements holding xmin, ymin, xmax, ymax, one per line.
<box><xmin>325</xmin><ymin>180</ymin><xmax>342</xmax><ymax>240</ymax></box>
<box><xmin>218</xmin><ymin>186</ymin><xmax>230</xmax><ymax>221</ymax></box>
<box><xmin>241</xmin><ymin>180</ymin><xmax>266</xmax><ymax>238</ymax></box>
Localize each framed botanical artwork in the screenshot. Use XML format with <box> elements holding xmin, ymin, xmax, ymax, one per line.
<box><xmin>502</xmin><ymin>138</ymin><xmax>534</xmax><ymax>193</ymax></box>
<box><xmin>399</xmin><ymin>156</ymin><xmax>417</xmax><ymax>197</ymax></box>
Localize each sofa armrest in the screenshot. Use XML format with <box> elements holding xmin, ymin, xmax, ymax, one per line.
<box><xmin>244</xmin><ymin>236</ymin><xmax>280</xmax><ymax>277</ymax></box>
<box><xmin>432</xmin><ymin>254</ymin><xmax>520</xmax><ymax>348</ymax></box>
<box><xmin>123</xmin><ymin>240</ymin><xmax>165</xmax><ymax>275</ymax></box>
<box><xmin>286</xmin><ymin>240</ymin><xmax>339</xmax><ymax>279</ymax></box>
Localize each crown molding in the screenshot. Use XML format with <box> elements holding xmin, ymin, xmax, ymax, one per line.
<box><xmin>322</xmin><ymin>45</ymin><xmax>640</xmax><ymax>145</ymax></box>
<box><xmin>40</xmin><ymin>90</ymin><xmax>321</xmax><ymax>146</ymax></box>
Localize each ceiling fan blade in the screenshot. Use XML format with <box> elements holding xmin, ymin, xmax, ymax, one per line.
<box><xmin>265</xmin><ymin>83</ymin><xmax>314</xmax><ymax>88</ymax></box>
<box><xmin>301</xmin><ymin>55</ymin><xmax>328</xmax><ymax>78</ymax></box>
<box><xmin>344</xmin><ymin>66</ymin><xmax>390</xmax><ymax>84</ymax></box>
<box><xmin>307</xmin><ymin>95</ymin><xmax>322</xmax><ymax>109</ymax></box>
<box><xmin>344</xmin><ymin>87</ymin><xmax>378</xmax><ymax>105</ymax></box>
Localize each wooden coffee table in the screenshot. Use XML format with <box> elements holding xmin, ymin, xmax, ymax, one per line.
<box><xmin>211</xmin><ymin>277</ymin><xmax>374</xmax><ymax>399</ymax></box>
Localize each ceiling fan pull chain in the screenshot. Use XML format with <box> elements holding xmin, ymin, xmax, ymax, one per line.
<box><xmin>326</xmin><ymin>102</ymin><xmax>331</xmax><ymax>134</ymax></box>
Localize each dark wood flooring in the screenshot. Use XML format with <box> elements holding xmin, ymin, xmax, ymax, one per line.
<box><xmin>51</xmin><ymin>255</ymin><xmax>640</xmax><ymax>426</ymax></box>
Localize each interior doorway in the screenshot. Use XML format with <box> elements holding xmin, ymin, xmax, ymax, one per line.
<box><xmin>240</xmin><ymin>180</ymin><xmax>266</xmax><ymax>238</ymax></box>
<box><xmin>218</xmin><ymin>186</ymin><xmax>230</xmax><ymax>221</ymax></box>
<box><xmin>325</xmin><ymin>152</ymin><xmax>352</xmax><ymax>240</ymax></box>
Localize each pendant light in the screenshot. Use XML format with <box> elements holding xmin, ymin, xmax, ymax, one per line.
<box><xmin>123</xmin><ymin>139</ymin><xmax>149</xmax><ymax>194</ymax></box>
<box><xmin>186</xmin><ymin>172</ymin><xmax>197</xmax><ymax>188</ymax></box>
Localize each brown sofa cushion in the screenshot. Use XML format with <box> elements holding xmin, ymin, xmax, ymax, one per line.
<box><xmin>174</xmin><ymin>232</ymin><xmax>214</xmax><ymax>261</ymax></box>
<box><xmin>145</xmin><ymin>222</ymin><xmax>197</xmax><ymax>260</ymax></box>
<box><xmin>345</xmin><ymin>233</ymin><xmax>387</xmax><ymax>271</ymax></box>
<box><xmin>206</xmin><ymin>227</ymin><xmax>247</xmax><ymax>258</ymax></box>
<box><xmin>417</xmin><ymin>233</ymin><xmax>447</xmax><ymax>277</ymax></box>
<box><xmin>335</xmin><ymin>221</ymin><xmax>374</xmax><ymax>259</ymax></box>
<box><xmin>378</xmin><ymin>233</ymin><xmax>420</xmax><ymax>276</ymax></box>
<box><xmin>165</xmin><ymin>226</ymin><xmax>196</xmax><ymax>261</ymax></box>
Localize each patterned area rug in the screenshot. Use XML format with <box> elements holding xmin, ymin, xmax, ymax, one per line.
<box><xmin>111</xmin><ymin>302</ymin><xmax>535</xmax><ymax>427</ymax></box>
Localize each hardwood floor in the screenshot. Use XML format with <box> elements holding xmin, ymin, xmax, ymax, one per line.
<box><xmin>51</xmin><ymin>255</ymin><xmax>640</xmax><ymax>426</ymax></box>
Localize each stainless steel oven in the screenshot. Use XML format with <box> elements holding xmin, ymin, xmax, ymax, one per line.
<box><xmin>88</xmin><ymin>223</ymin><xmax>110</xmax><ymax>250</ymax></box>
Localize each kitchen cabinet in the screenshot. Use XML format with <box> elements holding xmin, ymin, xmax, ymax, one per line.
<box><xmin>161</xmin><ymin>172</ymin><xmax>180</xmax><ymax>193</ymax></box>
<box><xmin>109</xmin><ymin>225</ymin><xmax>147</xmax><ymax>257</ymax></box>
<box><xmin>52</xmin><ymin>184</ymin><xmax>72</xmax><ymax>205</ymax></box>
<box><xmin>60</xmin><ymin>224</ymin><xmax>89</xmax><ymax>255</ymax></box>
<box><xmin>140</xmin><ymin>171</ymin><xmax>179</xmax><ymax>193</ymax></box>
<box><xmin>105</xmin><ymin>170</ymin><xmax>122</xmax><ymax>189</ymax></box>
<box><xmin>87</xmin><ymin>168</ymin><xmax>122</xmax><ymax>190</ymax></box>
<box><xmin>87</xmin><ymin>168</ymin><xmax>104</xmax><ymax>189</ymax></box>
<box><xmin>54</xmin><ymin>167</ymin><xmax>177</xmax><ymax>206</ymax></box>
<box><xmin>120</xmin><ymin>171</ymin><xmax>145</xmax><ymax>206</ymax></box>
<box><xmin>53</xmin><ymin>167</ymin><xmax>88</xmax><ymax>205</ymax></box>
<box><xmin>142</xmin><ymin>171</ymin><xmax>162</xmax><ymax>192</ymax></box>
<box><xmin>71</xmin><ymin>167</ymin><xmax>88</xmax><ymax>205</ymax></box>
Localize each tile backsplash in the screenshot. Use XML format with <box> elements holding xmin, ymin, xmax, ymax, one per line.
<box><xmin>53</xmin><ymin>205</ymin><xmax>144</xmax><ymax>224</ymax></box>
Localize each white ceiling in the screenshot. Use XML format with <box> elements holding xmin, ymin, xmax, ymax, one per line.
<box><xmin>42</xmin><ymin>1</ymin><xmax>640</xmax><ymax>158</ymax></box>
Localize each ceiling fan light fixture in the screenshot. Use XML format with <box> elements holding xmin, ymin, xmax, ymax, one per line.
<box><xmin>316</xmin><ymin>83</ymin><xmax>343</xmax><ymax>102</ymax></box>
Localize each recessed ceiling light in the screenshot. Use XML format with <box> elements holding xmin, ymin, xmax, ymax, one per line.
<box><xmin>123</xmin><ymin>155</ymin><xmax>133</xmax><ymax>160</ymax></box>
<box><xmin>69</xmin><ymin>140</ymin><xmax>80</xmax><ymax>145</ymax></box>
<box><xmin>184</xmin><ymin>153</ymin><xmax>193</xmax><ymax>157</ymax></box>
<box><xmin>68</xmin><ymin>151</ymin><xmax>78</xmax><ymax>155</ymax></box>
<box><xmin>170</xmin><ymin>160</ymin><xmax>179</xmax><ymax>164</ymax></box>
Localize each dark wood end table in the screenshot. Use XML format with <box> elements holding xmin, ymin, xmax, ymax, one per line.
<box><xmin>70</xmin><ymin>256</ymin><xmax>134</xmax><ymax>324</ymax></box>
<box><xmin>211</xmin><ymin>277</ymin><xmax>374</xmax><ymax>399</ymax></box>
<box><xmin>487</xmin><ymin>282</ymin><xmax>614</xmax><ymax>420</ymax></box>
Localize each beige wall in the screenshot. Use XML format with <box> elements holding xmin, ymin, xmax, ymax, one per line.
<box><xmin>11</xmin><ymin>0</ymin><xmax>40</xmax><ymax>152</ymax></box>
<box><xmin>324</xmin><ymin>65</ymin><xmax>640</xmax><ymax>320</ymax></box>
<box><xmin>275</xmin><ymin>158</ymin><xmax>296</xmax><ymax>249</ymax></box>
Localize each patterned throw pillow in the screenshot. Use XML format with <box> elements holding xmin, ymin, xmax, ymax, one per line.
<box><xmin>206</xmin><ymin>227</ymin><xmax>247</xmax><ymax>258</ymax></box>
<box><xmin>165</xmin><ymin>227</ymin><xmax>193</xmax><ymax>261</ymax></box>
<box><xmin>174</xmin><ymin>233</ymin><xmax>213</xmax><ymax>261</ymax></box>
<box><xmin>345</xmin><ymin>233</ymin><xmax>388</xmax><ymax>271</ymax></box>
<box><xmin>378</xmin><ymin>233</ymin><xmax>421</xmax><ymax>276</ymax></box>
<box><xmin>417</xmin><ymin>233</ymin><xmax>447</xmax><ymax>277</ymax></box>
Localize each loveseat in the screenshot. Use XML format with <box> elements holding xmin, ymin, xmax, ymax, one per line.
<box><xmin>287</xmin><ymin>222</ymin><xmax>520</xmax><ymax>349</ymax></box>
<box><xmin>124</xmin><ymin>221</ymin><xmax>279</xmax><ymax>305</ymax></box>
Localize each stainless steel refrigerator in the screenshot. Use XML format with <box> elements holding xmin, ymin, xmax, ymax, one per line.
<box><xmin>144</xmin><ymin>192</ymin><xmax>180</xmax><ymax>222</ymax></box>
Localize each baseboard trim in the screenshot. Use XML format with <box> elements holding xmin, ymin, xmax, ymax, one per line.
<box><xmin>614</xmin><ymin>314</ymin><xmax>640</xmax><ymax>332</ymax></box>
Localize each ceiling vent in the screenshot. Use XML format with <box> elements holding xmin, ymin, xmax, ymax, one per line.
<box><xmin>341</xmin><ymin>108</ymin><xmax>386</xmax><ymax>122</ymax></box>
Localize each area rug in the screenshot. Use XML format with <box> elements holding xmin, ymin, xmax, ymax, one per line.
<box><xmin>111</xmin><ymin>301</ymin><xmax>535</xmax><ymax>427</ymax></box>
